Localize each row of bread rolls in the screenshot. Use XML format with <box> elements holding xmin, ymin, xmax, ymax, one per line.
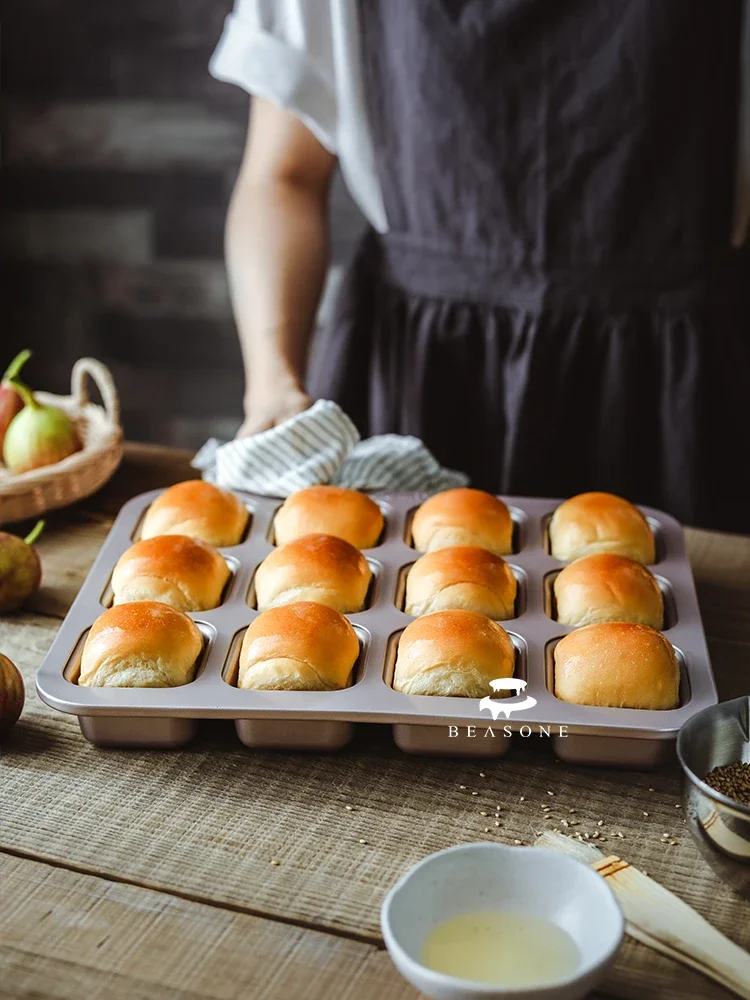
<box><xmin>80</xmin><ymin>480</ymin><xmax>249</xmax><ymax>688</ymax></box>
<box><xmin>549</xmin><ymin>493</ymin><xmax>676</xmax><ymax>710</ymax></box>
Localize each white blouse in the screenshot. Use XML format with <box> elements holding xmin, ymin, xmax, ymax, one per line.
<box><xmin>210</xmin><ymin>0</ymin><xmax>750</xmax><ymax>246</ymax></box>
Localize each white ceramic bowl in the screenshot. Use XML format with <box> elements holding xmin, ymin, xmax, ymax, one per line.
<box><xmin>381</xmin><ymin>843</ymin><xmax>623</xmax><ymax>1000</ymax></box>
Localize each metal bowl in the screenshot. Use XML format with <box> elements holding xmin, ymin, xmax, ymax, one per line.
<box><xmin>676</xmin><ymin>696</ymin><xmax>750</xmax><ymax>896</ymax></box>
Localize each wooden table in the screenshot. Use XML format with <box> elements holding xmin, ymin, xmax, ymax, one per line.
<box><xmin>1</xmin><ymin>443</ymin><xmax>749</xmax><ymax>1000</ymax></box>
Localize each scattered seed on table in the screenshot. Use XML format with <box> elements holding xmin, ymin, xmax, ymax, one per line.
<box><xmin>547</xmin><ymin>790</ymin><xmax>555</xmax><ymax>796</ymax></box>
<box><xmin>643</xmin><ymin>811</ymin><xmax>649</xmax><ymax>817</ymax></box>
<box><xmin>675</xmin><ymin>804</ymin><xmax>682</xmax><ymax>809</ymax></box>
<box><xmin>560</xmin><ymin>819</ymin><xmax>569</xmax><ymax>827</ymax></box>
<box><xmin>495</xmin><ymin>821</ymin><xmax>500</xmax><ymax>827</ymax></box>
<box><xmin>270</xmin><ymin>860</ymin><xmax>280</xmax><ymax>866</ymax></box>
<box><xmin>471</xmin><ymin>791</ymin><xmax>479</xmax><ymax>796</ymax></box>
<box><xmin>616</xmin><ymin>832</ymin><xmax>624</xmax><ymax>838</ymax></box>
<box><xmin>359</xmin><ymin>839</ymin><xmax>368</xmax><ymax>844</ymax></box>
<box><xmin>479</xmin><ymin>772</ymin><xmax>486</xmax><ymax>778</ymax></box>
<box><xmin>345</xmin><ymin>805</ymin><xmax>353</xmax><ymax>811</ymax></box>
<box><xmin>569</xmin><ymin>809</ymin><xmax>576</xmax><ymax>814</ymax></box>
<box><xmin>513</xmin><ymin>839</ymin><xmax>522</xmax><ymax>845</ymax></box>
<box><xmin>520</xmin><ymin>796</ymin><xmax>525</xmax><ymax>802</ymax></box>
<box><xmin>648</xmin><ymin>787</ymin><xmax>654</xmax><ymax>792</ymax></box>
<box><xmin>459</xmin><ymin>785</ymin><xmax>466</xmax><ymax>789</ymax></box>
<box><xmin>569</xmin><ymin>820</ymin><xmax>578</xmax><ymax>826</ymax></box>
<box><xmin>597</xmin><ymin>820</ymin><xmax>604</xmax><ymax>827</ymax></box>
<box><xmin>480</xmin><ymin>811</ymin><xmax>487</xmax><ymax>816</ymax></box>
<box><xmin>485</xmin><ymin>827</ymin><xmax>490</xmax><ymax>833</ymax></box>
<box><xmin>670</xmin><ymin>841</ymin><xmax>678</xmax><ymax>846</ymax></box>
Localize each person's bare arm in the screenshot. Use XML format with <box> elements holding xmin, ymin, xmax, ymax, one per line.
<box><xmin>226</xmin><ymin>97</ymin><xmax>337</xmax><ymax>436</ymax></box>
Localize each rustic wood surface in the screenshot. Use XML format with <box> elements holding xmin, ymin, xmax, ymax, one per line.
<box><xmin>1</xmin><ymin>443</ymin><xmax>749</xmax><ymax>1000</ymax></box>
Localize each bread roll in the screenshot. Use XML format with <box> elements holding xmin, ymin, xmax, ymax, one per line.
<box><xmin>554</xmin><ymin>622</ymin><xmax>679</xmax><ymax>710</ymax></box>
<box><xmin>79</xmin><ymin>601</ymin><xmax>203</xmax><ymax>688</ymax></box>
<box><xmin>549</xmin><ymin>491</ymin><xmax>655</xmax><ymax>563</ymax></box>
<box><xmin>553</xmin><ymin>553</ymin><xmax>663</xmax><ymax>628</ymax></box>
<box><xmin>111</xmin><ymin>534</ymin><xmax>230</xmax><ymax>612</ymax></box>
<box><xmin>255</xmin><ymin>533</ymin><xmax>371</xmax><ymax>613</ymax></box>
<box><xmin>141</xmin><ymin>480</ymin><xmax>248</xmax><ymax>547</ymax></box>
<box><xmin>393</xmin><ymin>609</ymin><xmax>515</xmax><ymax>697</ymax></box>
<box><xmin>273</xmin><ymin>486</ymin><xmax>384</xmax><ymax>549</ymax></box>
<box><xmin>411</xmin><ymin>488</ymin><xmax>513</xmax><ymax>556</ymax></box>
<box><xmin>239</xmin><ymin>601</ymin><xmax>359</xmax><ymax>691</ymax></box>
<box><xmin>405</xmin><ymin>545</ymin><xmax>517</xmax><ymax>619</ymax></box>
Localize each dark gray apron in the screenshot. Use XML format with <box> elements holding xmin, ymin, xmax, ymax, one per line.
<box><xmin>306</xmin><ymin>0</ymin><xmax>750</xmax><ymax>533</ymax></box>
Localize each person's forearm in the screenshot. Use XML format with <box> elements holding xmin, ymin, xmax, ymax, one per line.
<box><xmin>225</xmin><ymin>175</ymin><xmax>329</xmax><ymax>404</ymax></box>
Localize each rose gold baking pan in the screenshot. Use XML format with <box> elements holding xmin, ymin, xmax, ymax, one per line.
<box><xmin>36</xmin><ymin>490</ymin><xmax>718</xmax><ymax>767</ymax></box>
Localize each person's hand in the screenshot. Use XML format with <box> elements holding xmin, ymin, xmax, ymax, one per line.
<box><xmin>236</xmin><ymin>378</ymin><xmax>312</xmax><ymax>438</ymax></box>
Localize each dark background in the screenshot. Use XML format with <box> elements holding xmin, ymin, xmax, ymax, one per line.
<box><xmin>2</xmin><ymin>0</ymin><xmax>364</xmax><ymax>448</ymax></box>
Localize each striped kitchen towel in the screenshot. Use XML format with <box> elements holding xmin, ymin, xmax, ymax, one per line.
<box><xmin>192</xmin><ymin>399</ymin><xmax>469</xmax><ymax>496</ymax></box>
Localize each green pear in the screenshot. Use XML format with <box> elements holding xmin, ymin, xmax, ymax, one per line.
<box><xmin>3</xmin><ymin>378</ymin><xmax>82</xmax><ymax>474</ymax></box>
<box><xmin>0</xmin><ymin>521</ymin><xmax>44</xmax><ymax>612</ymax></box>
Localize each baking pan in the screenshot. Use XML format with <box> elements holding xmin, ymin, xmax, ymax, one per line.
<box><xmin>36</xmin><ymin>490</ymin><xmax>718</xmax><ymax>766</ymax></box>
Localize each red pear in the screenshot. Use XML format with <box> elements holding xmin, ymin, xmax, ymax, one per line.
<box><xmin>0</xmin><ymin>520</ymin><xmax>44</xmax><ymax>612</ymax></box>
<box><xmin>0</xmin><ymin>350</ymin><xmax>31</xmax><ymax>455</ymax></box>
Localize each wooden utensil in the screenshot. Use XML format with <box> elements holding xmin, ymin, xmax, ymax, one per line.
<box><xmin>536</xmin><ymin>832</ymin><xmax>750</xmax><ymax>999</ymax></box>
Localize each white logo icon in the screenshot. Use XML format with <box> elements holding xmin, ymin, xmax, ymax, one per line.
<box><xmin>478</xmin><ymin>678</ymin><xmax>537</xmax><ymax>720</ymax></box>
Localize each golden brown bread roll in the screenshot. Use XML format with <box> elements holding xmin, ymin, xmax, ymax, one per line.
<box><xmin>553</xmin><ymin>553</ymin><xmax>663</xmax><ymax>628</ymax></box>
<box><xmin>405</xmin><ymin>545</ymin><xmax>517</xmax><ymax>619</ymax></box>
<box><xmin>393</xmin><ymin>609</ymin><xmax>515</xmax><ymax>697</ymax></box>
<box><xmin>79</xmin><ymin>601</ymin><xmax>203</xmax><ymax>688</ymax></box>
<box><xmin>111</xmin><ymin>534</ymin><xmax>230</xmax><ymax>612</ymax></box>
<box><xmin>141</xmin><ymin>480</ymin><xmax>248</xmax><ymax>547</ymax></box>
<box><xmin>238</xmin><ymin>601</ymin><xmax>359</xmax><ymax>691</ymax></box>
<box><xmin>554</xmin><ymin>622</ymin><xmax>679</xmax><ymax>710</ymax></box>
<box><xmin>411</xmin><ymin>488</ymin><xmax>513</xmax><ymax>556</ymax></box>
<box><xmin>549</xmin><ymin>491</ymin><xmax>655</xmax><ymax>564</ymax></box>
<box><xmin>273</xmin><ymin>486</ymin><xmax>384</xmax><ymax>549</ymax></box>
<box><xmin>254</xmin><ymin>533</ymin><xmax>371</xmax><ymax>613</ymax></box>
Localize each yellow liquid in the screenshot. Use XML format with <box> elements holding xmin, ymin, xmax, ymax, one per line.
<box><xmin>421</xmin><ymin>910</ymin><xmax>580</xmax><ymax>987</ymax></box>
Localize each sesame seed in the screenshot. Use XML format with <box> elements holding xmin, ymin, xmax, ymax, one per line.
<box><xmin>485</xmin><ymin>827</ymin><xmax>490</xmax><ymax>833</ymax></box>
<box><xmin>675</xmin><ymin>804</ymin><xmax>682</xmax><ymax>809</ymax></box>
<box><xmin>520</xmin><ymin>796</ymin><xmax>525</xmax><ymax>802</ymax></box>
<box><xmin>643</xmin><ymin>811</ymin><xmax>649</xmax><ymax>817</ymax></box>
<box><xmin>459</xmin><ymin>785</ymin><xmax>466</xmax><ymax>789</ymax></box>
<box><xmin>547</xmin><ymin>790</ymin><xmax>555</xmax><ymax>796</ymax></box>
<box><xmin>569</xmin><ymin>820</ymin><xmax>578</xmax><ymax>826</ymax></box>
<box><xmin>480</xmin><ymin>811</ymin><xmax>488</xmax><ymax>816</ymax></box>
<box><xmin>479</xmin><ymin>772</ymin><xmax>486</xmax><ymax>778</ymax></box>
<box><xmin>471</xmin><ymin>791</ymin><xmax>479</xmax><ymax>796</ymax></box>
<box><xmin>513</xmin><ymin>839</ymin><xmax>522</xmax><ymax>845</ymax></box>
<box><xmin>270</xmin><ymin>860</ymin><xmax>280</xmax><ymax>866</ymax></box>
<box><xmin>560</xmin><ymin>819</ymin><xmax>569</xmax><ymax>827</ymax></box>
<box><xmin>345</xmin><ymin>805</ymin><xmax>353</xmax><ymax>811</ymax></box>
<box><xmin>359</xmin><ymin>839</ymin><xmax>368</xmax><ymax>844</ymax></box>
<box><xmin>616</xmin><ymin>832</ymin><xmax>624</xmax><ymax>838</ymax></box>
<box><xmin>569</xmin><ymin>809</ymin><xmax>576</xmax><ymax>814</ymax></box>
<box><xmin>648</xmin><ymin>787</ymin><xmax>654</xmax><ymax>792</ymax></box>
<box><xmin>597</xmin><ymin>820</ymin><xmax>604</xmax><ymax>827</ymax></box>
<box><xmin>670</xmin><ymin>841</ymin><xmax>677</xmax><ymax>846</ymax></box>
<box><xmin>495</xmin><ymin>821</ymin><xmax>500</xmax><ymax>827</ymax></box>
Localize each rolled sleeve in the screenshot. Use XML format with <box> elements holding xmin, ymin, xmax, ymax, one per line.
<box><xmin>210</xmin><ymin>0</ymin><xmax>338</xmax><ymax>153</ymax></box>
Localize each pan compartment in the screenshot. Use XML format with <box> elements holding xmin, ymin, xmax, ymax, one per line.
<box><xmin>543</xmin><ymin>569</ymin><xmax>677</xmax><ymax>630</ymax></box>
<box><xmin>395</xmin><ymin>560</ymin><xmax>527</xmax><ymax>620</ymax></box>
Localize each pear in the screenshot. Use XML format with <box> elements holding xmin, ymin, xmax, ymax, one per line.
<box><xmin>3</xmin><ymin>378</ymin><xmax>82</xmax><ymax>474</ymax></box>
<box><xmin>0</xmin><ymin>654</ymin><xmax>24</xmax><ymax>735</ymax></box>
<box><xmin>0</xmin><ymin>350</ymin><xmax>31</xmax><ymax>454</ymax></box>
<box><xmin>0</xmin><ymin>520</ymin><xmax>44</xmax><ymax>612</ymax></box>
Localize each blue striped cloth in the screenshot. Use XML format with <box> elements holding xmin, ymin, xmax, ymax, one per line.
<box><xmin>192</xmin><ymin>400</ymin><xmax>468</xmax><ymax>497</ymax></box>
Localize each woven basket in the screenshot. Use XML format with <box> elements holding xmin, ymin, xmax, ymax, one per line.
<box><xmin>0</xmin><ymin>357</ymin><xmax>123</xmax><ymax>526</ymax></box>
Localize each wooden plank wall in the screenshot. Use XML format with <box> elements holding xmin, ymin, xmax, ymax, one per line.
<box><xmin>2</xmin><ymin>0</ymin><xmax>365</xmax><ymax>448</ymax></box>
